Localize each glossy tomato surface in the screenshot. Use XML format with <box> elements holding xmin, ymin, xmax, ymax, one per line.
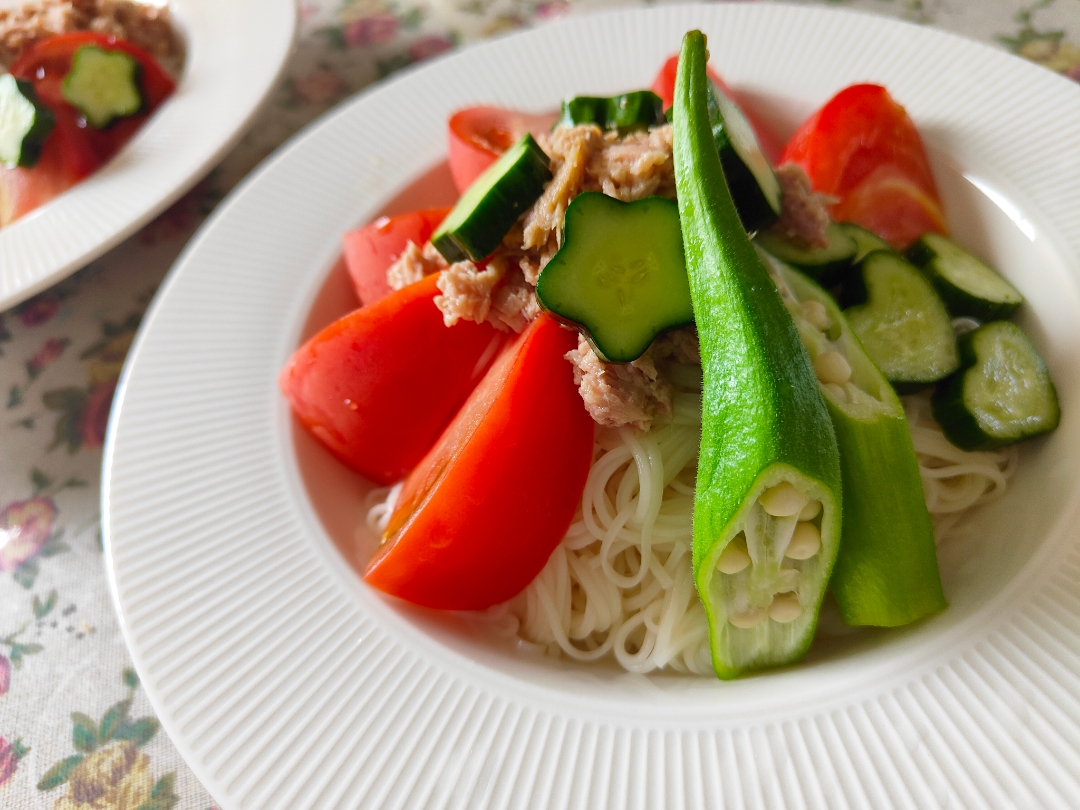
<box><xmin>342</xmin><ymin>207</ymin><xmax>451</xmax><ymax>306</ymax></box>
<box><xmin>447</xmin><ymin>106</ymin><xmax>556</xmax><ymax>193</ymax></box>
<box><xmin>1</xmin><ymin>32</ymin><xmax>176</xmax><ymax>225</ymax></box>
<box><xmin>365</xmin><ymin>314</ymin><xmax>594</xmax><ymax>610</ymax></box>
<box><xmin>780</xmin><ymin>84</ymin><xmax>947</xmax><ymax>248</ymax></box>
<box><xmin>280</xmin><ymin>273</ymin><xmax>504</xmax><ymax>486</ymax></box>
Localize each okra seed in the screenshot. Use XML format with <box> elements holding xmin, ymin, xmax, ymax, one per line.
<box><xmin>823</xmin><ymin>382</ymin><xmax>848</xmax><ymax>402</ymax></box>
<box><xmin>798</xmin><ymin>500</ymin><xmax>821</xmax><ymax>521</ymax></box>
<box><xmin>802</xmin><ymin>300</ymin><xmax>831</xmax><ymax>331</ymax></box>
<box><xmin>759</xmin><ymin>482</ymin><xmax>807</xmax><ymax>517</ymax></box>
<box><xmin>786</xmin><ymin>522</ymin><xmax>821</xmax><ymax>560</ymax></box>
<box><xmin>730</xmin><ymin>608</ymin><xmax>767</xmax><ymax>629</ymax></box>
<box><xmin>768</xmin><ymin>593</ymin><xmax>802</xmax><ymax>623</ymax></box>
<box><xmin>814</xmin><ymin>351</ymin><xmax>852</xmax><ymax>385</ymax></box>
<box><xmin>717</xmin><ymin>535</ymin><xmax>751</xmax><ymax>574</ymax></box>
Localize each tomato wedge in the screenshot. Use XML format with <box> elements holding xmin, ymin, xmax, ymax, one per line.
<box><xmin>1</xmin><ymin>32</ymin><xmax>176</xmax><ymax>226</ymax></box>
<box><xmin>448</xmin><ymin>107</ymin><xmax>557</xmax><ymax>193</ymax></box>
<box><xmin>779</xmin><ymin>84</ymin><xmax>947</xmax><ymax>249</ymax></box>
<box><xmin>365</xmin><ymin>313</ymin><xmax>593</xmax><ymax>610</ymax></box>
<box><xmin>342</xmin><ymin>207</ymin><xmax>451</xmax><ymax>306</ymax></box>
<box><xmin>280</xmin><ymin>274</ymin><xmax>504</xmax><ymax>485</ymax></box>
<box><xmin>649</xmin><ymin>54</ymin><xmax>784</xmax><ymax>164</ymax></box>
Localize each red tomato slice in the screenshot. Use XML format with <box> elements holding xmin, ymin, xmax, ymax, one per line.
<box><xmin>0</xmin><ymin>32</ymin><xmax>177</xmax><ymax>226</ymax></box>
<box><xmin>779</xmin><ymin>84</ymin><xmax>947</xmax><ymax>249</ymax></box>
<box><xmin>448</xmin><ymin>107</ymin><xmax>556</xmax><ymax>194</ymax></box>
<box><xmin>365</xmin><ymin>313</ymin><xmax>594</xmax><ymax>610</ymax></box>
<box><xmin>342</xmin><ymin>207</ymin><xmax>452</xmax><ymax>306</ymax></box>
<box><xmin>649</xmin><ymin>54</ymin><xmax>784</xmax><ymax>164</ymax></box>
<box><xmin>280</xmin><ymin>273</ymin><xmax>505</xmax><ymax>486</ymax></box>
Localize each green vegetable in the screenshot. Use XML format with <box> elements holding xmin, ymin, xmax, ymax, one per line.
<box><xmin>907</xmin><ymin>232</ymin><xmax>1024</xmax><ymax>321</ymax></box>
<box><xmin>535</xmin><ymin>192</ymin><xmax>691</xmax><ymax>362</ymax></box>
<box><xmin>62</xmin><ymin>45</ymin><xmax>143</xmax><ymax>129</ymax></box>
<box><xmin>764</xmin><ymin>252</ymin><xmax>946</xmax><ymax>627</ymax></box>
<box><xmin>843</xmin><ymin>250</ymin><xmax>959</xmax><ymax>392</ymax></box>
<box><xmin>932</xmin><ymin>320</ymin><xmax>1059</xmax><ymax>450</ymax></box>
<box><xmin>754</xmin><ymin>222</ymin><xmax>858</xmax><ymax>286</ymax></box>
<box><xmin>0</xmin><ymin>73</ymin><xmax>55</xmax><ymax>169</ymax></box>
<box><xmin>838</xmin><ymin>222</ymin><xmax>893</xmax><ymax>262</ymax></box>
<box><xmin>432</xmin><ymin>133</ymin><xmax>552</xmax><ymax>263</ymax></box>
<box><xmin>557</xmin><ymin>91</ymin><xmax>666</xmax><ymax>135</ymax></box>
<box><xmin>673</xmin><ymin>31</ymin><xmax>842</xmax><ymax>679</ymax></box>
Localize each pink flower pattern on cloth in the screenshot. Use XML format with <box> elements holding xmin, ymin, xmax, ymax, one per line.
<box><xmin>0</xmin><ymin>0</ymin><xmax>1078</xmax><ymax>805</ymax></box>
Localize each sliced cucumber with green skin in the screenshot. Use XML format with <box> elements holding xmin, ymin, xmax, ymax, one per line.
<box><xmin>0</xmin><ymin>74</ymin><xmax>55</xmax><ymax>169</ymax></box>
<box><xmin>754</xmin><ymin>222</ymin><xmax>858</xmax><ymax>286</ymax></box>
<box><xmin>62</xmin><ymin>45</ymin><xmax>143</xmax><ymax>129</ymax></box>
<box><xmin>707</xmin><ymin>82</ymin><xmax>781</xmax><ymax>233</ymax></box>
<box><xmin>535</xmin><ymin>192</ymin><xmax>691</xmax><ymax>362</ymax></box>
<box><xmin>674</xmin><ymin>31</ymin><xmax>842</xmax><ymax>679</ymax></box>
<box><xmin>838</xmin><ymin>222</ymin><xmax>893</xmax><ymax>262</ymax></box>
<box><xmin>557</xmin><ymin>91</ymin><xmax>666</xmax><ymax>135</ymax></box>
<box><xmin>765</xmin><ymin>253</ymin><xmax>946</xmax><ymax>628</ymax></box>
<box><xmin>907</xmin><ymin>232</ymin><xmax>1024</xmax><ymax>321</ymax></box>
<box><xmin>433</xmin><ymin>133</ymin><xmax>552</xmax><ymax>263</ymax></box>
<box><xmin>843</xmin><ymin>251</ymin><xmax>959</xmax><ymax>392</ymax></box>
<box><xmin>932</xmin><ymin>321</ymin><xmax>1059</xmax><ymax>450</ymax></box>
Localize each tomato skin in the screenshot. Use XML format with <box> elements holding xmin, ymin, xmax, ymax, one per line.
<box><xmin>365</xmin><ymin>314</ymin><xmax>594</xmax><ymax>610</ymax></box>
<box><xmin>649</xmin><ymin>54</ymin><xmax>784</xmax><ymax>163</ymax></box>
<box><xmin>280</xmin><ymin>274</ymin><xmax>504</xmax><ymax>486</ymax></box>
<box><xmin>779</xmin><ymin>84</ymin><xmax>947</xmax><ymax>249</ymax></box>
<box><xmin>447</xmin><ymin>107</ymin><xmax>556</xmax><ymax>193</ymax></box>
<box><xmin>0</xmin><ymin>32</ymin><xmax>176</xmax><ymax>226</ymax></box>
<box><xmin>342</xmin><ymin>207</ymin><xmax>452</xmax><ymax>306</ymax></box>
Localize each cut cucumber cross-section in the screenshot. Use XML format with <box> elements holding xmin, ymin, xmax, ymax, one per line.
<box><xmin>907</xmin><ymin>232</ymin><xmax>1024</xmax><ymax>321</ymax></box>
<box><xmin>932</xmin><ymin>320</ymin><xmax>1059</xmax><ymax>450</ymax></box>
<box><xmin>432</xmin><ymin>133</ymin><xmax>552</xmax><ymax>263</ymax></box>
<box><xmin>62</xmin><ymin>45</ymin><xmax>143</xmax><ymax>129</ymax></box>
<box><xmin>838</xmin><ymin>222</ymin><xmax>893</xmax><ymax>262</ymax></box>
<box><xmin>535</xmin><ymin>192</ymin><xmax>692</xmax><ymax>362</ymax></box>
<box><xmin>0</xmin><ymin>73</ymin><xmax>55</xmax><ymax>168</ymax></box>
<box><xmin>843</xmin><ymin>251</ymin><xmax>959</xmax><ymax>391</ymax></box>
<box><xmin>755</xmin><ymin>221</ymin><xmax>858</xmax><ymax>286</ymax></box>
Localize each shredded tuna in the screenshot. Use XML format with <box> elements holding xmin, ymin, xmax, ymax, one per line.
<box><xmin>585</xmin><ymin>125</ymin><xmax>676</xmax><ymax>202</ymax></box>
<box><xmin>0</xmin><ymin>0</ymin><xmax>183</xmax><ymax>75</ymax></box>
<box><xmin>651</xmin><ymin>326</ymin><xmax>701</xmax><ymax>365</ymax></box>
<box><xmin>523</xmin><ymin>125</ymin><xmax>604</xmax><ymax>257</ymax></box>
<box><xmin>489</xmin><ymin>268</ymin><xmax>540</xmax><ymax>333</ymax></box>
<box><xmin>435</xmin><ymin>260</ymin><xmax>503</xmax><ymax>327</ymax></box>
<box><xmin>565</xmin><ymin>335</ymin><xmax>673</xmax><ymax>432</ymax></box>
<box><xmin>386</xmin><ymin>240</ymin><xmax>448</xmax><ymax>291</ymax></box>
<box><xmin>767</xmin><ymin>163</ymin><xmax>833</xmax><ymax>249</ymax></box>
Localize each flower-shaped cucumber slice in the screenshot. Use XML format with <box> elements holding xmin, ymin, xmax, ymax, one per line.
<box><xmin>62</xmin><ymin>45</ymin><xmax>143</xmax><ymax>129</ymax></box>
<box><xmin>535</xmin><ymin>192</ymin><xmax>692</xmax><ymax>362</ymax></box>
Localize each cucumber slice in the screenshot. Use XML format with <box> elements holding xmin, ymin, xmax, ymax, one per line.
<box><xmin>843</xmin><ymin>251</ymin><xmax>959</xmax><ymax>391</ymax></box>
<box><xmin>558</xmin><ymin>91</ymin><xmax>666</xmax><ymax>135</ymax></box>
<box><xmin>754</xmin><ymin>221</ymin><xmax>858</xmax><ymax>286</ymax></box>
<box><xmin>907</xmin><ymin>232</ymin><xmax>1024</xmax><ymax>321</ymax></box>
<box><xmin>62</xmin><ymin>45</ymin><xmax>143</xmax><ymax>129</ymax></box>
<box><xmin>708</xmin><ymin>82</ymin><xmax>781</xmax><ymax>233</ymax></box>
<box><xmin>432</xmin><ymin>133</ymin><xmax>552</xmax><ymax>263</ymax></box>
<box><xmin>838</xmin><ymin>222</ymin><xmax>893</xmax><ymax>262</ymax></box>
<box><xmin>535</xmin><ymin>192</ymin><xmax>691</xmax><ymax>362</ymax></box>
<box><xmin>0</xmin><ymin>73</ymin><xmax>55</xmax><ymax>169</ymax></box>
<box><xmin>932</xmin><ymin>321</ymin><xmax>1059</xmax><ymax>450</ymax></box>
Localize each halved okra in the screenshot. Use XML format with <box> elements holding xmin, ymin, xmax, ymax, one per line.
<box><xmin>673</xmin><ymin>31</ymin><xmax>842</xmax><ymax>679</ymax></box>
<box><xmin>762</xmin><ymin>249</ymin><xmax>947</xmax><ymax>627</ymax></box>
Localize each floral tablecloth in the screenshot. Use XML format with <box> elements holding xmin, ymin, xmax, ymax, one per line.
<box><xmin>0</xmin><ymin>0</ymin><xmax>1077</xmax><ymax>807</ymax></box>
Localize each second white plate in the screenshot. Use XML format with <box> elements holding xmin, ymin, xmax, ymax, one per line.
<box><xmin>0</xmin><ymin>0</ymin><xmax>296</xmax><ymax>309</ymax></box>
<box><xmin>105</xmin><ymin>4</ymin><xmax>1080</xmax><ymax>807</ymax></box>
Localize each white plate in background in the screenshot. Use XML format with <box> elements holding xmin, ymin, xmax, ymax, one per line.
<box><xmin>0</xmin><ymin>0</ymin><xmax>296</xmax><ymax>309</ymax></box>
<box><xmin>104</xmin><ymin>4</ymin><xmax>1080</xmax><ymax>807</ymax></box>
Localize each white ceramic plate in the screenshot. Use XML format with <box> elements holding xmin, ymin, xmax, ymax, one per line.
<box><xmin>0</xmin><ymin>0</ymin><xmax>296</xmax><ymax>309</ymax></box>
<box><xmin>104</xmin><ymin>4</ymin><xmax>1080</xmax><ymax>807</ymax></box>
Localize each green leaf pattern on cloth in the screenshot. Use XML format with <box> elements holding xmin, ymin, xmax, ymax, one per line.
<box><xmin>0</xmin><ymin>0</ymin><xmax>1077</xmax><ymax>806</ymax></box>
